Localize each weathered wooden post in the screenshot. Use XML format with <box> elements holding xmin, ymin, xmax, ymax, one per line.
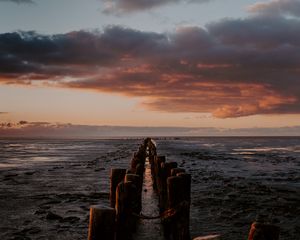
<box><xmin>125</xmin><ymin>174</ymin><xmax>142</xmax><ymax>191</ymax></box>
<box><xmin>115</xmin><ymin>181</ymin><xmax>137</xmax><ymax>240</ymax></box>
<box><xmin>146</xmin><ymin>138</ymin><xmax>157</xmax><ymax>157</ymax></box>
<box><xmin>167</xmin><ymin>173</ymin><xmax>191</xmax><ymax>240</ymax></box>
<box><xmin>171</xmin><ymin>168</ymin><xmax>185</xmax><ymax>176</ymax></box>
<box><xmin>160</xmin><ymin>162</ymin><xmax>178</xmax><ymax>212</ymax></box>
<box><xmin>177</xmin><ymin>172</ymin><xmax>191</xmax><ymax>240</ymax></box>
<box><xmin>137</xmin><ymin>146</ymin><xmax>146</xmax><ymax>164</ymax></box>
<box><xmin>149</xmin><ymin>155</ymin><xmax>155</xmax><ymax>164</ymax></box>
<box><xmin>88</xmin><ymin>205</ymin><xmax>116</xmax><ymax>240</ymax></box>
<box><xmin>159</xmin><ymin>162</ymin><xmax>168</xmax><ymax>213</ymax></box>
<box><xmin>130</xmin><ymin>153</ymin><xmax>139</xmax><ymax>173</ymax></box>
<box><xmin>135</xmin><ymin>163</ymin><xmax>145</xmax><ymax>179</ymax></box>
<box><xmin>149</xmin><ymin>155</ymin><xmax>156</xmax><ymax>190</ymax></box>
<box><xmin>125</xmin><ymin>173</ymin><xmax>142</xmax><ymax>213</ymax></box>
<box><xmin>176</xmin><ymin>172</ymin><xmax>191</xmax><ymax>201</ymax></box>
<box><xmin>164</xmin><ymin>162</ymin><xmax>178</xmax><ymax>177</ymax></box>
<box><xmin>110</xmin><ymin>168</ymin><xmax>126</xmax><ymax>208</ymax></box>
<box><xmin>153</xmin><ymin>155</ymin><xmax>166</xmax><ymax>193</ymax></box>
<box><xmin>248</xmin><ymin>222</ymin><xmax>280</xmax><ymax>240</ymax></box>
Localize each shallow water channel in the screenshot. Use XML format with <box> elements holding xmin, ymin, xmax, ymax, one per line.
<box><xmin>133</xmin><ymin>158</ymin><xmax>165</xmax><ymax>240</ymax></box>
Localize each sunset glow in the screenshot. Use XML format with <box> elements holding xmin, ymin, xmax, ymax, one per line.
<box><xmin>1</xmin><ymin>0</ymin><xmax>300</xmax><ymax>136</ymax></box>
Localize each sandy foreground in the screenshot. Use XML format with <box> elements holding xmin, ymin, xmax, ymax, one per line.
<box><xmin>0</xmin><ymin>138</ymin><xmax>299</xmax><ymax>240</ymax></box>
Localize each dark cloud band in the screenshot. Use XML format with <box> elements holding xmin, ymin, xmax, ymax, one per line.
<box><xmin>102</xmin><ymin>0</ymin><xmax>212</xmax><ymax>14</ymax></box>
<box><xmin>0</xmin><ymin>0</ymin><xmax>34</xmax><ymax>4</ymax></box>
<box><xmin>0</xmin><ymin>9</ymin><xmax>300</xmax><ymax>118</ymax></box>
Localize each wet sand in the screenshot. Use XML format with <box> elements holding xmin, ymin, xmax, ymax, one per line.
<box><xmin>133</xmin><ymin>158</ymin><xmax>164</xmax><ymax>240</ymax></box>
<box><xmin>0</xmin><ymin>137</ymin><xmax>299</xmax><ymax>240</ymax></box>
<box><xmin>0</xmin><ymin>139</ymin><xmax>139</xmax><ymax>240</ymax></box>
<box><xmin>157</xmin><ymin>138</ymin><xmax>300</xmax><ymax>239</ymax></box>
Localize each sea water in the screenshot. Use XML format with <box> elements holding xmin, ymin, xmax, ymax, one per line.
<box><xmin>0</xmin><ymin>137</ymin><xmax>299</xmax><ymax>239</ymax></box>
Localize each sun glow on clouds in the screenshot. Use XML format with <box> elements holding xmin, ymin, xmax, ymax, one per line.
<box><xmin>248</xmin><ymin>0</ymin><xmax>300</xmax><ymax>17</ymax></box>
<box><xmin>0</xmin><ymin>0</ymin><xmax>300</xmax><ymax>128</ymax></box>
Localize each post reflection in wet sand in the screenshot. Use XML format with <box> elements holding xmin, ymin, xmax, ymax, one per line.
<box><xmin>133</xmin><ymin>157</ymin><xmax>165</xmax><ymax>240</ymax></box>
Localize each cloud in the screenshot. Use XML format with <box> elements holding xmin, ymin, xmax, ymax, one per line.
<box><xmin>102</xmin><ymin>0</ymin><xmax>211</xmax><ymax>14</ymax></box>
<box><xmin>1</xmin><ymin>7</ymin><xmax>300</xmax><ymax>118</ymax></box>
<box><xmin>0</xmin><ymin>112</ymin><xmax>8</xmax><ymax>114</ymax></box>
<box><xmin>0</xmin><ymin>121</ymin><xmax>300</xmax><ymax>137</ymax></box>
<box><xmin>0</xmin><ymin>0</ymin><xmax>34</xmax><ymax>4</ymax></box>
<box><xmin>248</xmin><ymin>0</ymin><xmax>300</xmax><ymax>17</ymax></box>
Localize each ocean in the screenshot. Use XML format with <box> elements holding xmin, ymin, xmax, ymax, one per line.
<box><xmin>0</xmin><ymin>137</ymin><xmax>299</xmax><ymax>240</ymax></box>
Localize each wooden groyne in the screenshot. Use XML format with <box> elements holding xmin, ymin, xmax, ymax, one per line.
<box><xmin>87</xmin><ymin>138</ymin><xmax>280</xmax><ymax>240</ymax></box>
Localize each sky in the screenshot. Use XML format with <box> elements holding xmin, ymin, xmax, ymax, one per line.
<box><xmin>0</xmin><ymin>0</ymin><xmax>300</xmax><ymax>136</ymax></box>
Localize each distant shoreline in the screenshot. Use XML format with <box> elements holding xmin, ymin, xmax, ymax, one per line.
<box><xmin>1</xmin><ymin>135</ymin><xmax>299</xmax><ymax>140</ymax></box>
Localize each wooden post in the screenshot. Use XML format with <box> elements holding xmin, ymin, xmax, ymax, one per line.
<box><xmin>167</xmin><ymin>174</ymin><xmax>191</xmax><ymax>240</ymax></box>
<box><xmin>153</xmin><ymin>156</ymin><xmax>166</xmax><ymax>192</ymax></box>
<box><xmin>171</xmin><ymin>168</ymin><xmax>185</xmax><ymax>176</ymax></box>
<box><xmin>88</xmin><ymin>205</ymin><xmax>116</xmax><ymax>240</ymax></box>
<box><xmin>159</xmin><ymin>162</ymin><xmax>168</xmax><ymax>213</ymax></box>
<box><xmin>160</xmin><ymin>162</ymin><xmax>178</xmax><ymax>212</ymax></box>
<box><xmin>147</xmin><ymin>143</ymin><xmax>156</xmax><ymax>157</ymax></box>
<box><xmin>110</xmin><ymin>168</ymin><xmax>126</xmax><ymax>208</ymax></box>
<box><xmin>136</xmin><ymin>147</ymin><xmax>146</xmax><ymax>165</ymax></box>
<box><xmin>177</xmin><ymin>173</ymin><xmax>192</xmax><ymax>240</ymax></box>
<box><xmin>176</xmin><ymin>173</ymin><xmax>191</xmax><ymax>201</ymax></box>
<box><xmin>115</xmin><ymin>181</ymin><xmax>137</xmax><ymax>240</ymax></box>
<box><xmin>135</xmin><ymin>163</ymin><xmax>145</xmax><ymax>178</ymax></box>
<box><xmin>130</xmin><ymin>153</ymin><xmax>139</xmax><ymax>173</ymax></box>
<box><xmin>149</xmin><ymin>155</ymin><xmax>156</xmax><ymax>180</ymax></box>
<box><xmin>146</xmin><ymin>138</ymin><xmax>157</xmax><ymax>156</ymax></box>
<box><xmin>149</xmin><ymin>155</ymin><xmax>155</xmax><ymax>165</ymax></box>
<box><xmin>248</xmin><ymin>222</ymin><xmax>280</xmax><ymax>240</ymax></box>
<box><xmin>164</xmin><ymin>162</ymin><xmax>178</xmax><ymax>177</ymax></box>
<box><xmin>125</xmin><ymin>174</ymin><xmax>142</xmax><ymax>189</ymax></box>
<box><xmin>168</xmin><ymin>173</ymin><xmax>191</xmax><ymax>204</ymax></box>
<box><xmin>125</xmin><ymin>173</ymin><xmax>142</xmax><ymax>213</ymax></box>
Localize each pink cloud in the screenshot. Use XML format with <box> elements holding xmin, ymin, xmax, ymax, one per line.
<box><xmin>248</xmin><ymin>0</ymin><xmax>300</xmax><ymax>17</ymax></box>
<box><xmin>1</xmin><ymin>10</ymin><xmax>300</xmax><ymax>118</ymax></box>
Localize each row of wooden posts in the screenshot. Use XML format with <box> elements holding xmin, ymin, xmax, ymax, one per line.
<box><xmin>87</xmin><ymin>138</ymin><xmax>280</xmax><ymax>240</ymax></box>
<box><xmin>88</xmin><ymin>138</ymin><xmax>151</xmax><ymax>240</ymax></box>
<box><xmin>149</xmin><ymin>155</ymin><xmax>191</xmax><ymax>240</ymax></box>
<box><xmin>87</xmin><ymin>138</ymin><xmax>193</xmax><ymax>240</ymax></box>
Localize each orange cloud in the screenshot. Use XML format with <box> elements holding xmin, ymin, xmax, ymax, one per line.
<box><xmin>1</xmin><ymin>10</ymin><xmax>300</xmax><ymax>118</ymax></box>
